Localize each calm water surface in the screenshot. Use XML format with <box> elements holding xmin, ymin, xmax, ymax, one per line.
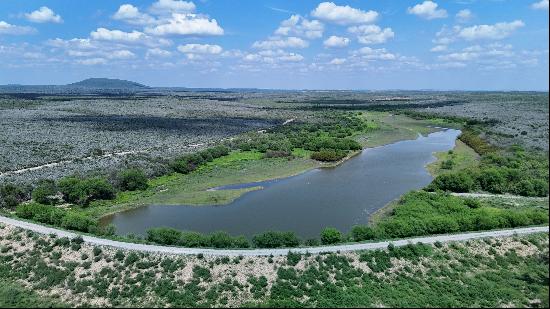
<box><xmin>105</xmin><ymin>129</ymin><xmax>460</xmax><ymax>238</ymax></box>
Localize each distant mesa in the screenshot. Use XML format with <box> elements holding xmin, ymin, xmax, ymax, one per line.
<box><xmin>68</xmin><ymin>78</ymin><xmax>149</xmax><ymax>89</ymax></box>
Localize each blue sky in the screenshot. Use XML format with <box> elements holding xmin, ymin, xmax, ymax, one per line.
<box><xmin>0</xmin><ymin>0</ymin><xmax>548</xmax><ymax>90</ymax></box>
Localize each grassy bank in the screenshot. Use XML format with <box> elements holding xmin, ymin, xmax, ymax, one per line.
<box><xmin>427</xmin><ymin>139</ymin><xmax>480</xmax><ymax>176</ymax></box>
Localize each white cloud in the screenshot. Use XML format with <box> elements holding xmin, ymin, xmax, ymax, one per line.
<box><xmin>456</xmin><ymin>9</ymin><xmax>473</xmax><ymax>23</ymax></box>
<box><xmin>149</xmin><ymin>0</ymin><xmax>196</xmax><ymax>14</ymax></box>
<box><xmin>311</xmin><ymin>2</ymin><xmax>378</xmax><ymax>25</ymax></box>
<box><xmin>0</xmin><ymin>21</ymin><xmax>36</xmax><ymax>35</ymax></box>
<box><xmin>274</xmin><ymin>15</ymin><xmax>324</xmax><ymax>39</ymax></box>
<box><xmin>252</xmin><ymin>36</ymin><xmax>308</xmax><ymax>49</ymax></box>
<box><xmin>531</xmin><ymin>0</ymin><xmax>549</xmax><ymax>10</ymax></box>
<box><xmin>407</xmin><ymin>1</ymin><xmax>447</xmax><ymax>20</ymax></box>
<box><xmin>47</xmin><ymin>38</ymin><xmax>96</xmax><ymax>50</ymax></box>
<box><xmin>25</xmin><ymin>6</ymin><xmax>63</xmax><ymax>23</ymax></box>
<box><xmin>90</xmin><ymin>28</ymin><xmax>171</xmax><ymax>47</ymax></box>
<box><xmin>145</xmin><ymin>13</ymin><xmax>223</xmax><ymax>36</ymax></box>
<box><xmin>107</xmin><ymin>50</ymin><xmax>136</xmax><ymax>59</ymax></box>
<box><xmin>243</xmin><ymin>49</ymin><xmax>304</xmax><ymax>63</ymax></box>
<box><xmin>353</xmin><ymin>47</ymin><xmax>396</xmax><ymax>60</ymax></box>
<box><xmin>329</xmin><ymin>58</ymin><xmax>346</xmax><ymax>65</ymax></box>
<box><xmin>430</xmin><ymin>45</ymin><xmax>447</xmax><ymax>52</ymax></box>
<box><xmin>113</xmin><ymin>4</ymin><xmax>155</xmax><ymax>25</ymax></box>
<box><xmin>178</xmin><ymin>43</ymin><xmax>223</xmax><ymax>54</ymax></box>
<box><xmin>437</xmin><ymin>43</ymin><xmax>516</xmax><ymax>66</ymax></box>
<box><xmin>348</xmin><ymin>25</ymin><xmax>394</xmax><ymax>44</ymax></box>
<box><xmin>77</xmin><ymin>58</ymin><xmax>107</xmax><ymax>65</ymax></box>
<box><xmin>458</xmin><ymin>20</ymin><xmax>524</xmax><ymax>40</ymax></box>
<box><xmin>279</xmin><ymin>53</ymin><xmax>304</xmax><ymax>62</ymax></box>
<box><xmin>438</xmin><ymin>51</ymin><xmax>478</xmax><ymax>62</ymax></box>
<box><xmin>323</xmin><ymin>35</ymin><xmax>350</xmax><ymax>48</ymax></box>
<box><xmin>91</xmin><ymin>28</ymin><xmax>143</xmax><ymax>42</ymax></box>
<box><xmin>146</xmin><ymin>48</ymin><xmax>172</xmax><ymax>58</ymax></box>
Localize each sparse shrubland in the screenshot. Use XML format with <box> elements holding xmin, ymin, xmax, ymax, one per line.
<box><xmin>0</xmin><ymin>225</ymin><xmax>547</xmax><ymax>307</ymax></box>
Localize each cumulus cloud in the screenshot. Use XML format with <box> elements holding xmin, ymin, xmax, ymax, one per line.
<box><xmin>323</xmin><ymin>35</ymin><xmax>350</xmax><ymax>48</ymax></box>
<box><xmin>436</xmin><ymin>43</ymin><xmax>519</xmax><ymax>69</ymax></box>
<box><xmin>252</xmin><ymin>36</ymin><xmax>308</xmax><ymax>49</ymax></box>
<box><xmin>90</xmin><ymin>28</ymin><xmax>171</xmax><ymax>47</ymax></box>
<box><xmin>430</xmin><ymin>45</ymin><xmax>447</xmax><ymax>52</ymax></box>
<box><xmin>458</xmin><ymin>20</ymin><xmax>524</xmax><ymax>40</ymax></box>
<box><xmin>456</xmin><ymin>9</ymin><xmax>473</xmax><ymax>23</ymax></box>
<box><xmin>113</xmin><ymin>4</ymin><xmax>155</xmax><ymax>25</ymax></box>
<box><xmin>145</xmin><ymin>13</ymin><xmax>223</xmax><ymax>36</ymax></box>
<box><xmin>353</xmin><ymin>47</ymin><xmax>396</xmax><ymax>60</ymax></box>
<box><xmin>47</xmin><ymin>38</ymin><xmax>96</xmax><ymax>50</ymax></box>
<box><xmin>329</xmin><ymin>58</ymin><xmax>346</xmax><ymax>65</ymax></box>
<box><xmin>243</xmin><ymin>49</ymin><xmax>304</xmax><ymax>63</ymax></box>
<box><xmin>177</xmin><ymin>43</ymin><xmax>223</xmax><ymax>54</ymax></box>
<box><xmin>348</xmin><ymin>25</ymin><xmax>394</xmax><ymax>44</ymax></box>
<box><xmin>106</xmin><ymin>50</ymin><xmax>136</xmax><ymax>59</ymax></box>
<box><xmin>274</xmin><ymin>15</ymin><xmax>324</xmax><ymax>39</ymax></box>
<box><xmin>407</xmin><ymin>1</ymin><xmax>447</xmax><ymax>20</ymax></box>
<box><xmin>311</xmin><ymin>2</ymin><xmax>378</xmax><ymax>25</ymax></box>
<box><xmin>150</xmin><ymin>0</ymin><xmax>196</xmax><ymax>14</ymax></box>
<box><xmin>278</xmin><ymin>53</ymin><xmax>304</xmax><ymax>62</ymax></box>
<box><xmin>531</xmin><ymin>0</ymin><xmax>549</xmax><ymax>10</ymax></box>
<box><xmin>0</xmin><ymin>21</ymin><xmax>36</xmax><ymax>35</ymax></box>
<box><xmin>25</xmin><ymin>6</ymin><xmax>63</xmax><ymax>23</ymax></box>
<box><xmin>146</xmin><ymin>48</ymin><xmax>172</xmax><ymax>58</ymax></box>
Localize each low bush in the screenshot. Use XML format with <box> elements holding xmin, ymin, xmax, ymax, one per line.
<box><xmin>252</xmin><ymin>231</ymin><xmax>300</xmax><ymax>248</ymax></box>
<box><xmin>146</xmin><ymin>227</ymin><xmax>250</xmax><ymax>248</ymax></box>
<box><xmin>58</xmin><ymin>176</ymin><xmax>115</xmax><ymax>206</ymax></box>
<box><xmin>320</xmin><ymin>227</ymin><xmax>342</xmax><ymax>245</ymax></box>
<box><xmin>427</xmin><ymin>172</ymin><xmax>476</xmax><ymax>193</ymax></box>
<box><xmin>32</xmin><ymin>180</ymin><xmax>59</xmax><ymax>205</ymax></box>
<box><xmin>16</xmin><ymin>203</ymin><xmax>65</xmax><ymax>226</ymax></box>
<box><xmin>311</xmin><ymin>149</ymin><xmax>347</xmax><ymax>162</ymax></box>
<box><xmin>0</xmin><ymin>184</ymin><xmax>29</xmax><ymax>209</ymax></box>
<box><xmin>351</xmin><ymin>225</ymin><xmax>376</xmax><ymax>242</ymax></box>
<box><xmin>117</xmin><ymin>169</ymin><xmax>148</xmax><ymax>191</ymax></box>
<box><xmin>61</xmin><ymin>212</ymin><xmax>98</xmax><ymax>233</ymax></box>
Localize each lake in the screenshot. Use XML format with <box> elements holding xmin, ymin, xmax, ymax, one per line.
<box><xmin>104</xmin><ymin>129</ymin><xmax>461</xmax><ymax>239</ymax></box>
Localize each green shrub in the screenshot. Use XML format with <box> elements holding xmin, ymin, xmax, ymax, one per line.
<box><xmin>252</xmin><ymin>231</ymin><xmax>300</xmax><ymax>248</ymax></box>
<box><xmin>58</xmin><ymin>176</ymin><xmax>115</xmax><ymax>206</ymax></box>
<box><xmin>117</xmin><ymin>169</ymin><xmax>148</xmax><ymax>191</ymax></box>
<box><xmin>15</xmin><ymin>203</ymin><xmax>65</xmax><ymax>226</ymax></box>
<box><xmin>178</xmin><ymin>231</ymin><xmax>209</xmax><ymax>247</ymax></box>
<box><xmin>311</xmin><ymin>149</ymin><xmax>347</xmax><ymax>162</ymax></box>
<box><xmin>0</xmin><ymin>184</ymin><xmax>28</xmax><ymax>209</ymax></box>
<box><xmin>61</xmin><ymin>212</ymin><xmax>97</xmax><ymax>233</ymax></box>
<box><xmin>477</xmin><ymin>168</ymin><xmax>507</xmax><ymax>194</ymax></box>
<box><xmin>351</xmin><ymin>225</ymin><xmax>376</xmax><ymax>242</ymax></box>
<box><xmin>428</xmin><ymin>172</ymin><xmax>475</xmax><ymax>193</ymax></box>
<box><xmin>320</xmin><ymin>227</ymin><xmax>342</xmax><ymax>245</ymax></box>
<box><xmin>31</xmin><ymin>180</ymin><xmax>59</xmax><ymax>205</ymax></box>
<box><xmin>208</xmin><ymin>231</ymin><xmax>235</xmax><ymax>248</ymax></box>
<box><xmin>146</xmin><ymin>227</ymin><xmax>182</xmax><ymax>246</ymax></box>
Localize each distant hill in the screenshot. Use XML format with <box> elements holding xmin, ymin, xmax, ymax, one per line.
<box><xmin>68</xmin><ymin>78</ymin><xmax>148</xmax><ymax>89</ymax></box>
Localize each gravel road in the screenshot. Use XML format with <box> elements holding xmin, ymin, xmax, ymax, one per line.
<box><xmin>0</xmin><ymin>215</ymin><xmax>547</xmax><ymax>256</ymax></box>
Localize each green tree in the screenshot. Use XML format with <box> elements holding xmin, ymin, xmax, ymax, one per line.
<box><xmin>32</xmin><ymin>179</ymin><xmax>59</xmax><ymax>205</ymax></box>
<box><xmin>320</xmin><ymin>227</ymin><xmax>342</xmax><ymax>245</ymax></box>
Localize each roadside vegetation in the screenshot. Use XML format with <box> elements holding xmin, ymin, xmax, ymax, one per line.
<box><xmin>0</xmin><ymin>224</ymin><xmax>547</xmax><ymax>307</ymax></box>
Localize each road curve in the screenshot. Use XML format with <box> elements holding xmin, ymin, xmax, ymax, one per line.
<box><xmin>0</xmin><ymin>215</ymin><xmax>547</xmax><ymax>256</ymax></box>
